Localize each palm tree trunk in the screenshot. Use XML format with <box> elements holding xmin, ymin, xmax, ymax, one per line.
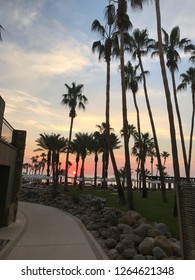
<box><xmin>103</xmin><ymin>59</ymin><xmax>111</xmax><ymax>189</ymax></box>
<box><xmin>139</xmin><ymin>56</ymin><xmax>167</xmax><ymax>202</ymax></box>
<box><xmin>188</xmin><ymin>90</ymin><xmax>195</xmax><ymax>175</ymax></box>
<box><xmin>74</xmin><ymin>156</ymin><xmax>79</xmax><ymax>185</ymax></box>
<box><xmin>64</xmin><ymin>116</ymin><xmax>74</xmax><ymax>190</ymax></box>
<box><xmin>155</xmin><ymin>0</ymin><xmax>180</xmax><ymax>182</ymax></box>
<box><xmin>94</xmin><ymin>154</ymin><xmax>98</xmax><ymax>188</ymax></box>
<box><xmin>171</xmin><ymin>69</ymin><xmax>189</xmax><ymax>180</ymax></box>
<box><xmin>119</xmin><ymin>18</ymin><xmax>134</xmax><ymax>210</ymax></box>
<box><xmin>109</xmin><ymin>142</ymin><xmax>126</xmax><ymax>204</ymax></box>
<box><xmin>79</xmin><ymin>157</ymin><xmax>85</xmax><ymax>189</ymax></box>
<box><xmin>155</xmin><ymin>4</ymin><xmax>182</xmax><ymax>259</ymax></box>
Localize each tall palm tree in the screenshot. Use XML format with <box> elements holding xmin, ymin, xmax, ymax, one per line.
<box><xmin>128</xmin><ymin>28</ymin><xmax>167</xmax><ymax>202</ymax></box>
<box><xmin>92</xmin><ymin>6</ymin><xmax>119</xmax><ymax>188</ymax></box>
<box><xmin>61</xmin><ymin>82</ymin><xmax>88</xmax><ymax>189</ymax></box>
<box><xmin>113</xmin><ymin>0</ymin><xmax>149</xmax><ymax>209</ymax></box>
<box><xmin>154</xmin><ymin>0</ymin><xmax>180</xmax><ymax>184</ymax></box>
<box><xmin>92</xmin><ymin>4</ymin><xmax>118</xmax><ymax>135</ymax></box>
<box><xmin>177</xmin><ymin>67</ymin><xmax>195</xmax><ymax>176</ymax></box>
<box><xmin>152</xmin><ymin>26</ymin><xmax>194</xmax><ymax>180</ymax></box>
<box><xmin>114</xmin><ymin>0</ymin><xmax>133</xmax><ymax>209</ymax></box>
<box><xmin>154</xmin><ymin>0</ymin><xmax>181</xmax><ymax>222</ymax></box>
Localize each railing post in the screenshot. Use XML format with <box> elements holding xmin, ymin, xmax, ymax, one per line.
<box><xmin>0</xmin><ymin>96</ymin><xmax>5</xmax><ymax>137</ymax></box>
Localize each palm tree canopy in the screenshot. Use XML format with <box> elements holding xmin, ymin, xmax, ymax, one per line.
<box><xmin>35</xmin><ymin>133</ymin><xmax>67</xmax><ymax>153</ymax></box>
<box><xmin>91</xmin><ymin>5</ymin><xmax>119</xmax><ymax>62</ymax></box>
<box><xmin>74</xmin><ymin>132</ymin><xmax>94</xmax><ymax>159</ymax></box>
<box><xmin>152</xmin><ymin>26</ymin><xmax>195</xmax><ymax>72</ymax></box>
<box><xmin>128</xmin><ymin>0</ymin><xmax>150</xmax><ymax>10</ymax></box>
<box><xmin>61</xmin><ymin>82</ymin><xmax>88</xmax><ymax>118</ymax></box>
<box><xmin>124</xmin><ymin>61</ymin><xmax>149</xmax><ymax>94</ymax></box>
<box><xmin>132</xmin><ymin>131</ymin><xmax>155</xmax><ymax>159</ymax></box>
<box><xmin>121</xmin><ymin>123</ymin><xmax>136</xmax><ymax>140</ymax></box>
<box><xmin>177</xmin><ymin>67</ymin><xmax>195</xmax><ymax>93</ymax></box>
<box><xmin>128</xmin><ymin>28</ymin><xmax>156</xmax><ymax>59</ymax></box>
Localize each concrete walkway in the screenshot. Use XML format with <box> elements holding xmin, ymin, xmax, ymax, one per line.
<box><xmin>0</xmin><ymin>202</ymin><xmax>108</xmax><ymax>260</ymax></box>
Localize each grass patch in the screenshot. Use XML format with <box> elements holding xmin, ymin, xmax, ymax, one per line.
<box><xmin>61</xmin><ymin>185</ymin><xmax>179</xmax><ymax>239</ymax></box>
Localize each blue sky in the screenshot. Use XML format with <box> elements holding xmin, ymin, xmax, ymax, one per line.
<box><xmin>1</xmin><ymin>0</ymin><xmax>195</xmax><ymax>177</ymax></box>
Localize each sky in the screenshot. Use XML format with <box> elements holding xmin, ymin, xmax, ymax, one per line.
<box><xmin>1</xmin><ymin>0</ymin><xmax>195</xmax><ymax>178</ymax></box>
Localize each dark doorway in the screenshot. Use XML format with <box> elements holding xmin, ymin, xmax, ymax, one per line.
<box><xmin>0</xmin><ymin>165</ymin><xmax>10</xmax><ymax>226</ymax></box>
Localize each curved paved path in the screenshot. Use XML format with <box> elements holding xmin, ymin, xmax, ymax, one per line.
<box><xmin>0</xmin><ymin>202</ymin><xmax>108</xmax><ymax>260</ymax></box>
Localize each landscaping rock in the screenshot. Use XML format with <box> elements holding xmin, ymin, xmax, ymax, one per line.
<box><xmin>138</xmin><ymin>237</ymin><xmax>154</xmax><ymax>255</ymax></box>
<box><xmin>105</xmin><ymin>238</ymin><xmax>117</xmax><ymax>249</ymax></box>
<box><xmin>122</xmin><ymin>248</ymin><xmax>137</xmax><ymax>259</ymax></box>
<box><xmin>153</xmin><ymin>246</ymin><xmax>167</xmax><ymax>260</ymax></box>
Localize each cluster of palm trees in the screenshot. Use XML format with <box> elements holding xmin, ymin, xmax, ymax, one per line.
<box><xmin>90</xmin><ymin>0</ymin><xmax>195</xmax><ymax>209</ymax></box>
<box><xmin>23</xmin><ymin>121</ymin><xmax>170</xmax><ymax>196</ymax></box>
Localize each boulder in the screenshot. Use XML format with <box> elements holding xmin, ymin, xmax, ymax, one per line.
<box><xmin>154</xmin><ymin>235</ymin><xmax>173</xmax><ymax>256</ymax></box>
<box><xmin>133</xmin><ymin>223</ymin><xmax>152</xmax><ymax>238</ymax></box>
<box><xmin>118</xmin><ymin>214</ymin><xmax>136</xmax><ymax>226</ymax></box>
<box><xmin>138</xmin><ymin>237</ymin><xmax>154</xmax><ymax>255</ymax></box>
<box><xmin>122</xmin><ymin>248</ymin><xmax>137</xmax><ymax>259</ymax></box>
<box><xmin>105</xmin><ymin>238</ymin><xmax>117</xmax><ymax>249</ymax></box>
<box><xmin>153</xmin><ymin>246</ymin><xmax>167</xmax><ymax>260</ymax></box>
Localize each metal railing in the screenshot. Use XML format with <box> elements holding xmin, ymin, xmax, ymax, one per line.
<box><xmin>0</xmin><ymin>117</ymin><xmax>14</xmax><ymax>144</ymax></box>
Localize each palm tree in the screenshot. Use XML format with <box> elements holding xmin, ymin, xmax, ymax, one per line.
<box><xmin>70</xmin><ymin>140</ymin><xmax>82</xmax><ymax>185</ymax></box>
<box><xmin>154</xmin><ymin>0</ymin><xmax>180</xmax><ymax>185</ymax></box>
<box><xmin>114</xmin><ymin>0</ymin><xmax>133</xmax><ymax>209</ymax></box>
<box><xmin>96</xmin><ymin>123</ymin><xmax>125</xmax><ymax>203</ymax></box>
<box><xmin>92</xmin><ymin>4</ymin><xmax>118</xmax><ymax>136</ymax></box>
<box><xmin>92</xmin><ymin>131</ymin><xmax>104</xmax><ymax>188</ymax></box>
<box><xmin>152</xmin><ymin>26</ymin><xmax>194</xmax><ymax>180</ymax></box>
<box><xmin>161</xmin><ymin>150</ymin><xmax>170</xmax><ymax>167</ymax></box>
<box><xmin>50</xmin><ymin>135</ymin><xmax>67</xmax><ymax>190</ymax></box>
<box><xmin>35</xmin><ymin>133</ymin><xmax>56</xmax><ymax>177</ymax></box>
<box><xmin>73</xmin><ymin>133</ymin><xmax>94</xmax><ymax>189</ymax></box>
<box><xmin>61</xmin><ymin>82</ymin><xmax>88</xmax><ymax>190</ymax></box>
<box><xmin>177</xmin><ymin>67</ymin><xmax>195</xmax><ymax>176</ymax></box>
<box><xmin>39</xmin><ymin>152</ymin><xmax>47</xmax><ymax>175</ymax></box>
<box><xmin>128</xmin><ymin>28</ymin><xmax>167</xmax><ymax>202</ymax></box>
<box><xmin>112</xmin><ymin>0</ymin><xmax>149</xmax><ymax>209</ymax></box>
<box><xmin>132</xmin><ymin>131</ymin><xmax>155</xmax><ymax>198</ymax></box>
<box><xmin>148</xmin><ymin>147</ymin><xmax>156</xmax><ymax>176</ymax></box>
<box><xmin>154</xmin><ymin>0</ymin><xmax>181</xmax><ymax>221</ymax></box>
<box><xmin>96</xmin><ymin>122</ymin><xmax>114</xmax><ymax>188</ymax></box>
<box><xmin>92</xmin><ymin>7</ymin><xmax>119</xmax><ymax>189</ymax></box>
